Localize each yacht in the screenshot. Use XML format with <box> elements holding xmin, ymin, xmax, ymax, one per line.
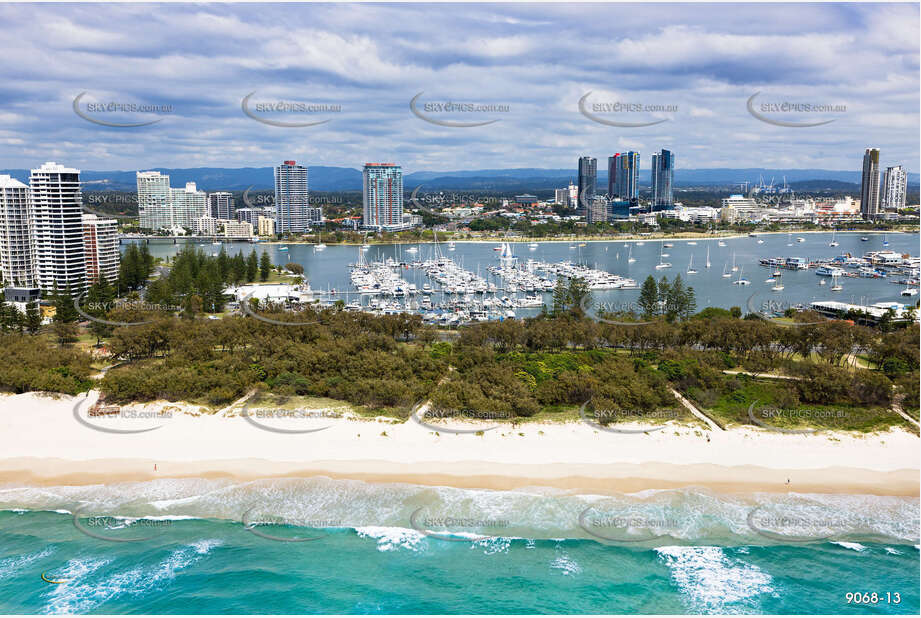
<box><xmin>734</xmin><ymin>272</ymin><xmax>751</xmax><ymax>286</ymax></box>
<box><xmin>731</xmin><ymin>253</ymin><xmax>738</xmax><ymax>272</ymax></box>
<box><xmin>771</xmin><ymin>280</ymin><xmax>784</xmax><ymax>291</ymax></box>
<box><xmin>883</xmin><ymin>234</ymin><xmax>889</xmax><ymax>247</ymax></box>
<box><xmin>663</xmin><ymin>243</ymin><xmax>674</xmax><ymax>248</ymax></box>
<box><xmin>705</xmin><ymin>246</ymin><xmax>711</xmax><ymax>269</ymax></box>
<box><xmin>787</xmin><ymin>232</ymin><xmax>793</xmax><ymax>247</ymax></box>
<box><xmin>528</xmin><ymin>242</ymin><xmax>538</xmax><ymax>250</ymax></box>
<box><xmin>796</xmin><ymin>236</ymin><xmax>806</xmax><ymax>243</ymax></box>
<box><xmin>448</xmin><ymin>241</ymin><xmax>456</xmax><ymax>251</ymax></box>
<box><xmin>314</xmin><ymin>230</ymin><xmax>326</xmax><ymax>251</ymax></box>
<box><xmin>830</xmin><ymin>274</ymin><xmax>843</xmax><ymax>291</ymax></box>
<box><xmin>687</xmin><ymin>241</ymin><xmax>697</xmax><ymax>246</ymax></box>
<box><xmin>627</xmin><ymin>245</ymin><xmax>636</xmax><ymax>263</ymax></box>
<box><xmin>815</xmin><ymin>265</ymin><xmax>844</xmax><ymax>277</ymax></box>
<box><xmin>860</xmin><ymin>236</ymin><xmax>869</xmax><ymax>241</ymax></box>
<box><xmin>655</xmin><ymin>244</ymin><xmax>671</xmax><ymax>269</ymax></box>
<box><xmin>829</xmin><ymin>230</ymin><xmax>839</xmax><ymax>247</ymax></box>
<box><xmin>757</xmin><ymin>239</ymin><xmax>764</xmax><ymax>244</ymax></box>
<box><xmin>819</xmin><ymin>279</ymin><xmax>826</xmax><ymax>286</ymax></box>
<box><xmin>901</xmin><ymin>287</ymin><xmax>919</xmax><ymax>297</ymax></box>
<box><xmin>278</xmin><ymin>246</ymin><xmax>288</xmax><ymax>251</ymax></box>
<box><xmin>721</xmin><ymin>262</ymin><xmax>732</xmax><ymax>278</ymax></box>
<box><xmin>686</xmin><ymin>255</ymin><xmax>698</xmax><ymax>275</ymax></box>
<box><xmin>718</xmin><ymin>240</ymin><xmax>727</xmax><ymax>247</ymax></box>
<box><xmin>765</xmin><ymin>277</ymin><xmax>776</xmax><ymax>283</ymax></box>
<box><xmin>732</xmin><ymin>267</ymin><xmax>751</xmax><ymax>285</ymax></box>
<box><xmin>406</xmin><ymin>246</ymin><xmax>418</xmax><ymax>254</ymax></box>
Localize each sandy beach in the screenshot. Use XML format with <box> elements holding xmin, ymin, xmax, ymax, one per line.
<box><xmin>1</xmin><ymin>392</ymin><xmax>917</xmax><ymax>496</ymax></box>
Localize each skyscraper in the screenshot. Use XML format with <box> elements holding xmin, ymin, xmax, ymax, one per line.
<box><xmin>651</xmin><ymin>149</ymin><xmax>675</xmax><ymax>210</ymax></box>
<box><xmin>274</xmin><ymin>161</ymin><xmax>310</xmax><ymax>234</ymax></box>
<box><xmin>608</xmin><ymin>152</ymin><xmax>639</xmax><ymax>202</ymax></box>
<box><xmin>30</xmin><ymin>162</ymin><xmax>87</xmax><ymax>294</ymax></box>
<box><xmin>860</xmin><ymin>148</ymin><xmax>880</xmax><ymax>219</ymax></box>
<box><xmin>208</xmin><ymin>192</ymin><xmax>234</xmax><ymax>220</ymax></box>
<box><xmin>83</xmin><ymin>214</ymin><xmax>120</xmax><ymax>284</ymax></box>
<box><xmin>577</xmin><ymin>157</ymin><xmax>596</xmax><ymax>213</ymax></box>
<box><xmin>881</xmin><ymin>165</ymin><xmax>907</xmax><ymax>210</ymax></box>
<box><xmin>169</xmin><ymin>182</ymin><xmax>208</xmax><ymax>230</ymax></box>
<box><xmin>137</xmin><ymin>171</ymin><xmax>172</xmax><ymax>231</ymax></box>
<box><xmin>0</xmin><ymin>175</ymin><xmax>36</xmax><ymax>289</ymax></box>
<box><xmin>362</xmin><ymin>163</ymin><xmax>403</xmax><ymax>229</ymax></box>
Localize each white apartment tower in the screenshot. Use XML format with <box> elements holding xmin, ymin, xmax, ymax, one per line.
<box><xmin>274</xmin><ymin>161</ymin><xmax>310</xmax><ymax>234</ymax></box>
<box><xmin>362</xmin><ymin>163</ymin><xmax>403</xmax><ymax>229</ymax></box>
<box><xmin>0</xmin><ymin>175</ymin><xmax>37</xmax><ymax>289</ymax></box>
<box><xmin>170</xmin><ymin>182</ymin><xmax>208</xmax><ymax>230</ymax></box>
<box><xmin>881</xmin><ymin>165</ymin><xmax>907</xmax><ymax>210</ymax></box>
<box><xmin>83</xmin><ymin>214</ymin><xmax>120</xmax><ymax>283</ymax></box>
<box><xmin>208</xmin><ymin>191</ymin><xmax>234</xmax><ymax>220</ymax></box>
<box><xmin>30</xmin><ymin>162</ymin><xmax>87</xmax><ymax>294</ymax></box>
<box><xmin>137</xmin><ymin>171</ymin><xmax>172</xmax><ymax>231</ymax></box>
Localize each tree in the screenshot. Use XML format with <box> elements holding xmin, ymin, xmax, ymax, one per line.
<box><xmin>25</xmin><ymin>301</ymin><xmax>42</xmax><ymax>334</ymax></box>
<box><xmin>259</xmin><ymin>251</ymin><xmax>272</xmax><ymax>282</ymax></box>
<box><xmin>568</xmin><ymin>277</ymin><xmax>591</xmax><ymax>317</ymax></box>
<box><xmin>246</xmin><ymin>250</ymin><xmax>259</xmax><ymax>282</ymax></box>
<box><xmin>638</xmin><ymin>275</ymin><xmax>659</xmax><ymax>318</ymax></box>
<box><xmin>551</xmin><ymin>279</ymin><xmax>569</xmax><ymax>316</ymax></box>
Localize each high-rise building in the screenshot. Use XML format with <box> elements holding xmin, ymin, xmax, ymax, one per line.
<box><xmin>554</xmin><ymin>188</ymin><xmax>569</xmax><ymax>206</ymax></box>
<box><xmin>881</xmin><ymin>165</ymin><xmax>907</xmax><ymax>210</ymax></box>
<box><xmin>274</xmin><ymin>161</ymin><xmax>311</xmax><ymax>234</ymax></box>
<box><xmin>608</xmin><ymin>152</ymin><xmax>639</xmax><ymax>202</ymax></box>
<box><xmin>82</xmin><ymin>214</ymin><xmax>119</xmax><ymax>284</ymax></box>
<box><xmin>208</xmin><ymin>192</ymin><xmax>235</xmax><ymax>220</ymax></box>
<box><xmin>235</xmin><ymin>208</ymin><xmax>263</xmax><ymax>226</ymax></box>
<box><xmin>30</xmin><ymin>162</ymin><xmax>87</xmax><ymax>294</ymax></box>
<box><xmin>651</xmin><ymin>149</ymin><xmax>675</xmax><ymax>210</ymax></box>
<box><xmin>169</xmin><ymin>182</ymin><xmax>208</xmax><ymax>230</ymax></box>
<box><xmin>577</xmin><ymin>157</ymin><xmax>597</xmax><ymax>213</ymax></box>
<box><xmin>257</xmin><ymin>216</ymin><xmax>275</xmax><ymax>237</ymax></box>
<box><xmin>0</xmin><ymin>175</ymin><xmax>37</xmax><ymax>289</ymax></box>
<box><xmin>586</xmin><ymin>196</ymin><xmax>608</xmax><ymax>224</ymax></box>
<box><xmin>860</xmin><ymin>148</ymin><xmax>881</xmax><ymax>219</ymax></box>
<box><xmin>137</xmin><ymin>171</ymin><xmax>172</xmax><ymax>231</ymax></box>
<box><xmin>362</xmin><ymin>163</ymin><xmax>403</xmax><ymax>229</ymax></box>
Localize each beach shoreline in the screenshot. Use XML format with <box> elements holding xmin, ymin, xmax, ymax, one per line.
<box><xmin>2</xmin><ymin>392</ymin><xmax>917</xmax><ymax>497</ymax></box>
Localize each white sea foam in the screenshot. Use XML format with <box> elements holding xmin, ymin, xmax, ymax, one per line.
<box><xmin>355</xmin><ymin>526</ymin><xmax>426</xmax><ymax>552</ymax></box>
<box><xmin>655</xmin><ymin>545</ymin><xmax>774</xmax><ymax>613</ymax></box>
<box><xmin>831</xmin><ymin>541</ymin><xmax>866</xmax><ymax>552</ymax></box>
<box><xmin>884</xmin><ymin>547</ymin><xmax>902</xmax><ymax>555</ymax></box>
<box><xmin>41</xmin><ymin>540</ymin><xmax>222</xmax><ymax>614</ymax></box>
<box><xmin>0</xmin><ymin>546</ymin><xmax>54</xmax><ymax>581</ymax></box>
<box><xmin>550</xmin><ymin>555</ymin><xmax>582</xmax><ymax>576</ymax></box>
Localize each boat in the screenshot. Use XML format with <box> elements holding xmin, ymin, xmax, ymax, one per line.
<box><xmin>705</xmin><ymin>246</ymin><xmax>711</xmax><ymax>269</ymax></box>
<box><xmin>406</xmin><ymin>246</ymin><xmax>418</xmax><ymax>254</ymax></box>
<box><xmin>796</xmin><ymin>236</ymin><xmax>805</xmax><ymax>243</ymax></box>
<box><xmin>883</xmin><ymin>234</ymin><xmax>889</xmax><ymax>247</ymax></box>
<box><xmin>687</xmin><ymin>241</ymin><xmax>697</xmax><ymax>246</ymax></box>
<box><xmin>686</xmin><ymin>255</ymin><xmax>697</xmax><ymax>275</ymax></box>
<box><xmin>578</xmin><ymin>242</ymin><xmax>587</xmax><ymax>247</ymax></box>
<box><xmin>757</xmin><ymin>239</ymin><xmax>764</xmax><ymax>244</ymax></box>
<box><xmin>448</xmin><ymin>241</ymin><xmax>456</xmax><ymax>251</ymax></box>
<box><xmin>765</xmin><ymin>277</ymin><xmax>776</xmax><ymax>283</ymax></box>
<box><xmin>212</xmin><ymin>241</ymin><xmax>221</xmax><ymax>246</ymax></box>
<box><xmin>829</xmin><ymin>230</ymin><xmax>839</xmax><ymax>247</ymax></box>
<box><xmin>528</xmin><ymin>242</ymin><xmax>538</xmax><ymax>250</ymax></box>
<box><xmin>732</xmin><ymin>266</ymin><xmax>750</xmax><ymax>285</ymax></box>
<box><xmin>627</xmin><ymin>245</ymin><xmax>636</xmax><ymax>263</ymax></box>
<box><xmin>830</xmin><ymin>274</ymin><xmax>843</xmax><ymax>291</ymax></box>
<box><xmin>568</xmin><ymin>244</ymin><xmax>576</xmax><ymax>250</ymax></box>
<box><xmin>663</xmin><ymin>243</ymin><xmax>674</xmax><ymax>248</ymax></box>
<box><xmin>819</xmin><ymin>279</ymin><xmax>826</xmax><ymax>285</ymax></box>
<box><xmin>721</xmin><ymin>262</ymin><xmax>732</xmax><ymax>278</ymax></box>
<box><xmin>635</xmin><ymin>241</ymin><xmax>645</xmax><ymax>246</ymax></box>
<box><xmin>314</xmin><ymin>230</ymin><xmax>326</xmax><ymax>251</ymax></box>
<box><xmin>731</xmin><ymin>253</ymin><xmax>738</xmax><ymax>272</ymax></box>
<box><xmin>901</xmin><ymin>287</ymin><xmax>919</xmax><ymax>297</ymax></box>
<box><xmin>771</xmin><ymin>282</ymin><xmax>784</xmax><ymax>291</ymax></box>
<box><xmin>861</xmin><ymin>236</ymin><xmax>869</xmax><ymax>241</ymax></box>
<box><xmin>718</xmin><ymin>241</ymin><xmax>727</xmax><ymax>247</ymax></box>
<box><xmin>787</xmin><ymin>232</ymin><xmax>793</xmax><ymax>247</ymax></box>
<box><xmin>815</xmin><ymin>265</ymin><xmax>843</xmax><ymax>277</ymax></box>
<box><xmin>278</xmin><ymin>246</ymin><xmax>288</xmax><ymax>251</ymax></box>
<box><xmin>655</xmin><ymin>244</ymin><xmax>671</xmax><ymax>269</ymax></box>
<box><xmin>772</xmin><ymin>270</ymin><xmax>781</xmax><ymax>277</ymax></box>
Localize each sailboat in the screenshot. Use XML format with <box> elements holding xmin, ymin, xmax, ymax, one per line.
<box><xmin>787</xmin><ymin>232</ymin><xmax>793</xmax><ymax>247</ymax></box>
<box><xmin>686</xmin><ymin>255</ymin><xmax>698</xmax><ymax>275</ymax></box>
<box><xmin>732</xmin><ymin>266</ymin><xmax>751</xmax><ymax>285</ymax></box>
<box><xmin>314</xmin><ymin>229</ymin><xmax>326</xmax><ymax>251</ymax></box>
<box><xmin>655</xmin><ymin>244</ymin><xmax>671</xmax><ymax>269</ymax></box>
<box><xmin>829</xmin><ymin>230</ymin><xmax>839</xmax><ymax>247</ymax></box>
<box><xmin>721</xmin><ymin>262</ymin><xmax>732</xmax><ymax>278</ymax></box>
<box><xmin>830</xmin><ymin>274</ymin><xmax>843</xmax><ymax>291</ymax></box>
<box><xmin>705</xmin><ymin>246</ymin><xmax>711</xmax><ymax>269</ymax></box>
<box><xmin>883</xmin><ymin>234</ymin><xmax>889</xmax><ymax>247</ymax></box>
<box><xmin>771</xmin><ymin>274</ymin><xmax>784</xmax><ymax>291</ymax></box>
<box><xmin>448</xmin><ymin>241</ymin><xmax>456</xmax><ymax>251</ymax></box>
<box><xmin>731</xmin><ymin>252</ymin><xmax>738</xmax><ymax>272</ymax></box>
<box><xmin>718</xmin><ymin>240</ymin><xmax>727</xmax><ymax>247</ymax></box>
<box><xmin>627</xmin><ymin>245</ymin><xmax>636</xmax><ymax>263</ymax></box>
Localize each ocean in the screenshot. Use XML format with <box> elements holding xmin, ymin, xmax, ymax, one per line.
<box><xmin>1</xmin><ymin>479</ymin><xmax>918</xmax><ymax>614</ymax></box>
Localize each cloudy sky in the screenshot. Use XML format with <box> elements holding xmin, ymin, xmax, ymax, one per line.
<box><xmin>0</xmin><ymin>2</ymin><xmax>917</xmax><ymax>174</ymax></box>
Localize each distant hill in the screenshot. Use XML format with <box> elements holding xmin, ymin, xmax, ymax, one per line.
<box><xmin>1</xmin><ymin>166</ymin><xmax>917</xmax><ymax>192</ymax></box>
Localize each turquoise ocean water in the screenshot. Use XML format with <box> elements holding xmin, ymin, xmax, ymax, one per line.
<box><xmin>1</xmin><ymin>479</ymin><xmax>918</xmax><ymax>614</ymax></box>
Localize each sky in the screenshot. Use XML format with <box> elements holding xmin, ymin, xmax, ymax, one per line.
<box><xmin>0</xmin><ymin>2</ymin><xmax>918</xmax><ymax>174</ymax></box>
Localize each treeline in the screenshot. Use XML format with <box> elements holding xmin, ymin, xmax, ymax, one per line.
<box><xmin>144</xmin><ymin>246</ymin><xmax>272</xmax><ymax>314</ymax></box>
<box><xmin>0</xmin><ymin>333</ymin><xmax>94</xmax><ymax>394</ymax></box>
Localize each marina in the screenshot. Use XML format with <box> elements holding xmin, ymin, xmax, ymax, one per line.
<box><xmin>129</xmin><ymin>232</ymin><xmax>920</xmax><ymax>324</ymax></box>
